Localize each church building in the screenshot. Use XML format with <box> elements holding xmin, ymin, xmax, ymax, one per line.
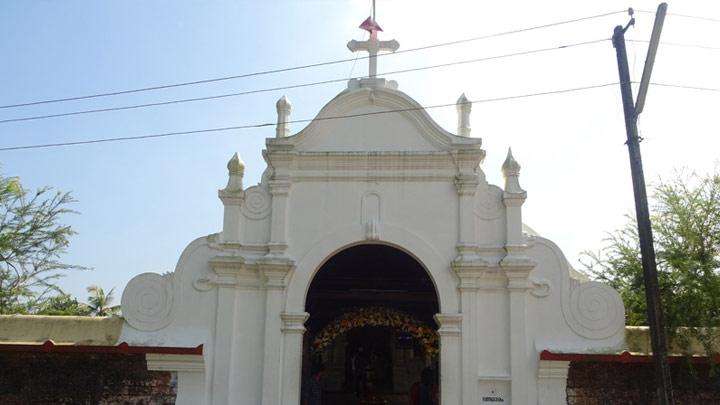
<box><xmin>116</xmin><ymin>16</ymin><xmax>626</xmax><ymax>404</ymax></box>
<box><xmin>11</xmin><ymin>14</ymin><xmax>720</xmax><ymax>405</ymax></box>
<box><xmin>6</xmin><ymin>12</ymin><xmax>720</xmax><ymax>405</ymax></box>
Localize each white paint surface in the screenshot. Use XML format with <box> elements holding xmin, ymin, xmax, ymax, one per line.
<box><xmin>121</xmin><ymin>66</ymin><xmax>625</xmax><ymax>405</ymax></box>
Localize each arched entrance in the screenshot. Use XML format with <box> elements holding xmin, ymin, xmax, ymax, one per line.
<box><xmin>302</xmin><ymin>244</ymin><xmax>440</xmax><ymax>405</ymax></box>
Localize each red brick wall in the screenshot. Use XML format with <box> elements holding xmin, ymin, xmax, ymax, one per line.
<box><xmin>0</xmin><ymin>351</ymin><xmax>176</xmax><ymax>404</ymax></box>
<box><xmin>8</xmin><ymin>351</ymin><xmax>719</xmax><ymax>404</ymax></box>
<box><xmin>567</xmin><ymin>362</ymin><xmax>720</xmax><ymax>404</ymax></box>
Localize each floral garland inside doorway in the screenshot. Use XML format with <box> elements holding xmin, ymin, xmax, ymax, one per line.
<box><xmin>311</xmin><ymin>307</ymin><xmax>439</xmax><ymax>356</ymax></box>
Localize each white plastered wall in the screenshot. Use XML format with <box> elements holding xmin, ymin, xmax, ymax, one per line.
<box><xmin>119</xmin><ymin>81</ymin><xmax>625</xmax><ymax>405</ymax></box>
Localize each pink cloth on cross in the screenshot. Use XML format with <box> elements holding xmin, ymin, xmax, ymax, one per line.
<box><xmin>359</xmin><ymin>16</ymin><xmax>383</xmax><ymax>33</ymax></box>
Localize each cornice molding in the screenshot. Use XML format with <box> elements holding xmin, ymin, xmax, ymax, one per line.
<box><xmin>146</xmin><ymin>353</ymin><xmax>205</xmax><ymax>373</ymax></box>
<box><xmin>455</xmin><ymin>174</ymin><xmax>480</xmax><ymax>196</ymax></box>
<box><xmin>258</xmin><ymin>256</ymin><xmax>295</xmax><ymax>290</ymax></box>
<box><xmin>537</xmin><ymin>360</ymin><xmax>570</xmax><ymax>379</ymax></box>
<box><xmin>217</xmin><ymin>190</ymin><xmax>244</xmax><ymax>206</ymax></box>
<box><xmin>434</xmin><ymin>313</ymin><xmax>463</xmax><ymax>336</ymax></box>
<box><xmin>281</xmin><ymin>312</ymin><xmax>309</xmax><ymax>334</ymax></box>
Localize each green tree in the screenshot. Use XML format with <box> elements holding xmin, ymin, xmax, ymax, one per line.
<box><xmin>86</xmin><ymin>285</ymin><xmax>120</xmax><ymax>317</ymax></box>
<box><xmin>584</xmin><ymin>170</ymin><xmax>720</xmax><ymax>350</ymax></box>
<box><xmin>0</xmin><ymin>174</ymin><xmax>86</xmax><ymax>314</ymax></box>
<box><xmin>36</xmin><ymin>293</ymin><xmax>91</xmax><ymax>316</ymax></box>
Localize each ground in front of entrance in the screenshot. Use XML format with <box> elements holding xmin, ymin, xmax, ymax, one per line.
<box><xmin>324</xmin><ymin>392</ymin><xmax>410</xmax><ymax>405</ymax></box>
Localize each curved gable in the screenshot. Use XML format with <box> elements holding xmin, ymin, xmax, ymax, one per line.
<box><xmin>267</xmin><ymin>85</ymin><xmax>482</xmax><ymax>153</ymax></box>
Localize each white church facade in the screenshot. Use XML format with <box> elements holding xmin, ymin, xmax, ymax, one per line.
<box><xmin>119</xmin><ymin>17</ymin><xmax>625</xmax><ymax>405</ymax></box>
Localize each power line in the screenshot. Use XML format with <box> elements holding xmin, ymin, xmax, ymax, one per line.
<box><xmin>635</xmin><ymin>9</ymin><xmax>720</xmax><ymax>23</ymax></box>
<box><xmin>651</xmin><ymin>83</ymin><xmax>720</xmax><ymax>92</ymax></box>
<box><xmin>666</xmin><ymin>12</ymin><xmax>720</xmax><ymax>23</ymax></box>
<box><xmin>628</xmin><ymin>39</ymin><xmax>720</xmax><ymax>51</ymax></box>
<box><xmin>0</xmin><ymin>10</ymin><xmax>627</xmax><ymax>110</ymax></box>
<box><xmin>0</xmin><ymin>82</ymin><xmax>618</xmax><ymax>152</ymax></box>
<box><xmin>0</xmin><ymin>38</ymin><xmax>609</xmax><ymax>125</ymax></box>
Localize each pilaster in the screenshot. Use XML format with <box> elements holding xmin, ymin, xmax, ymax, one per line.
<box><xmin>504</xmin><ymin>262</ymin><xmax>535</xmax><ymax>404</ymax></box>
<box><xmin>454</xmin><ymin>174</ymin><xmax>479</xmax><ymax>262</ymax></box>
<box><xmin>459</xmin><ymin>276</ymin><xmax>478</xmax><ymax>405</ymax></box>
<box><xmin>280</xmin><ymin>312</ymin><xmax>309</xmax><ymax>405</ymax></box>
<box><xmin>537</xmin><ymin>360</ymin><xmax>570</xmax><ymax>405</ymax></box>
<box><xmin>147</xmin><ymin>354</ymin><xmax>206</xmax><ymax>405</ymax></box>
<box><xmin>207</xmin><ymin>256</ymin><xmax>245</xmax><ymax>405</ymax></box>
<box><xmin>259</xmin><ymin>259</ymin><xmax>294</xmax><ymax>405</ymax></box>
<box><xmin>435</xmin><ymin>313</ymin><xmax>463</xmax><ymax>405</ymax></box>
<box><xmin>451</xmin><ymin>261</ymin><xmax>490</xmax><ymax>405</ymax></box>
<box><xmin>267</xmin><ymin>179</ymin><xmax>291</xmax><ymax>257</ymax></box>
<box><xmin>452</xmin><ymin>145</ymin><xmax>483</xmax><ymax>266</ymax></box>
<box><xmin>500</xmin><ymin>148</ymin><xmax>537</xmax><ymax>404</ymax></box>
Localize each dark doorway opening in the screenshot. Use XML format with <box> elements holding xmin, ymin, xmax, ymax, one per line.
<box><xmin>302</xmin><ymin>244</ymin><xmax>440</xmax><ymax>405</ymax></box>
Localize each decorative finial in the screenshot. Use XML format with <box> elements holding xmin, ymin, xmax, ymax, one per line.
<box><xmin>502</xmin><ymin>148</ymin><xmax>520</xmax><ymax>175</ymax></box>
<box><xmin>276</xmin><ymin>95</ymin><xmax>292</xmax><ymax>138</ymax></box>
<box><xmin>224</xmin><ymin>153</ymin><xmax>245</xmax><ymax>192</ymax></box>
<box><xmin>456</xmin><ymin>93</ymin><xmax>472</xmax><ymax>137</ymax></box>
<box><xmin>502</xmin><ymin>148</ymin><xmax>525</xmax><ymax>195</ymax></box>
<box><xmin>347</xmin><ymin>15</ymin><xmax>399</xmax><ymax>78</ymax></box>
<box><xmin>276</xmin><ymin>95</ymin><xmax>291</xmax><ymax>110</ymax></box>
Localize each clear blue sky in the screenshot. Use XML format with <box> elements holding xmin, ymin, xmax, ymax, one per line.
<box><xmin>1</xmin><ymin>0</ymin><xmax>718</xmax><ymax>302</ymax></box>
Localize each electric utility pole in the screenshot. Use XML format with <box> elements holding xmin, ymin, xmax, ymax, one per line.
<box><xmin>611</xmin><ymin>4</ymin><xmax>673</xmax><ymax>404</ymax></box>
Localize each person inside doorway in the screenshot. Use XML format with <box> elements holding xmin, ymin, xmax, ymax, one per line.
<box><xmin>410</xmin><ymin>367</ymin><xmax>438</xmax><ymax>405</ymax></box>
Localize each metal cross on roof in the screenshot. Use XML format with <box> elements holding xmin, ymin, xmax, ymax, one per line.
<box><xmin>347</xmin><ymin>16</ymin><xmax>400</xmax><ymax>78</ymax></box>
